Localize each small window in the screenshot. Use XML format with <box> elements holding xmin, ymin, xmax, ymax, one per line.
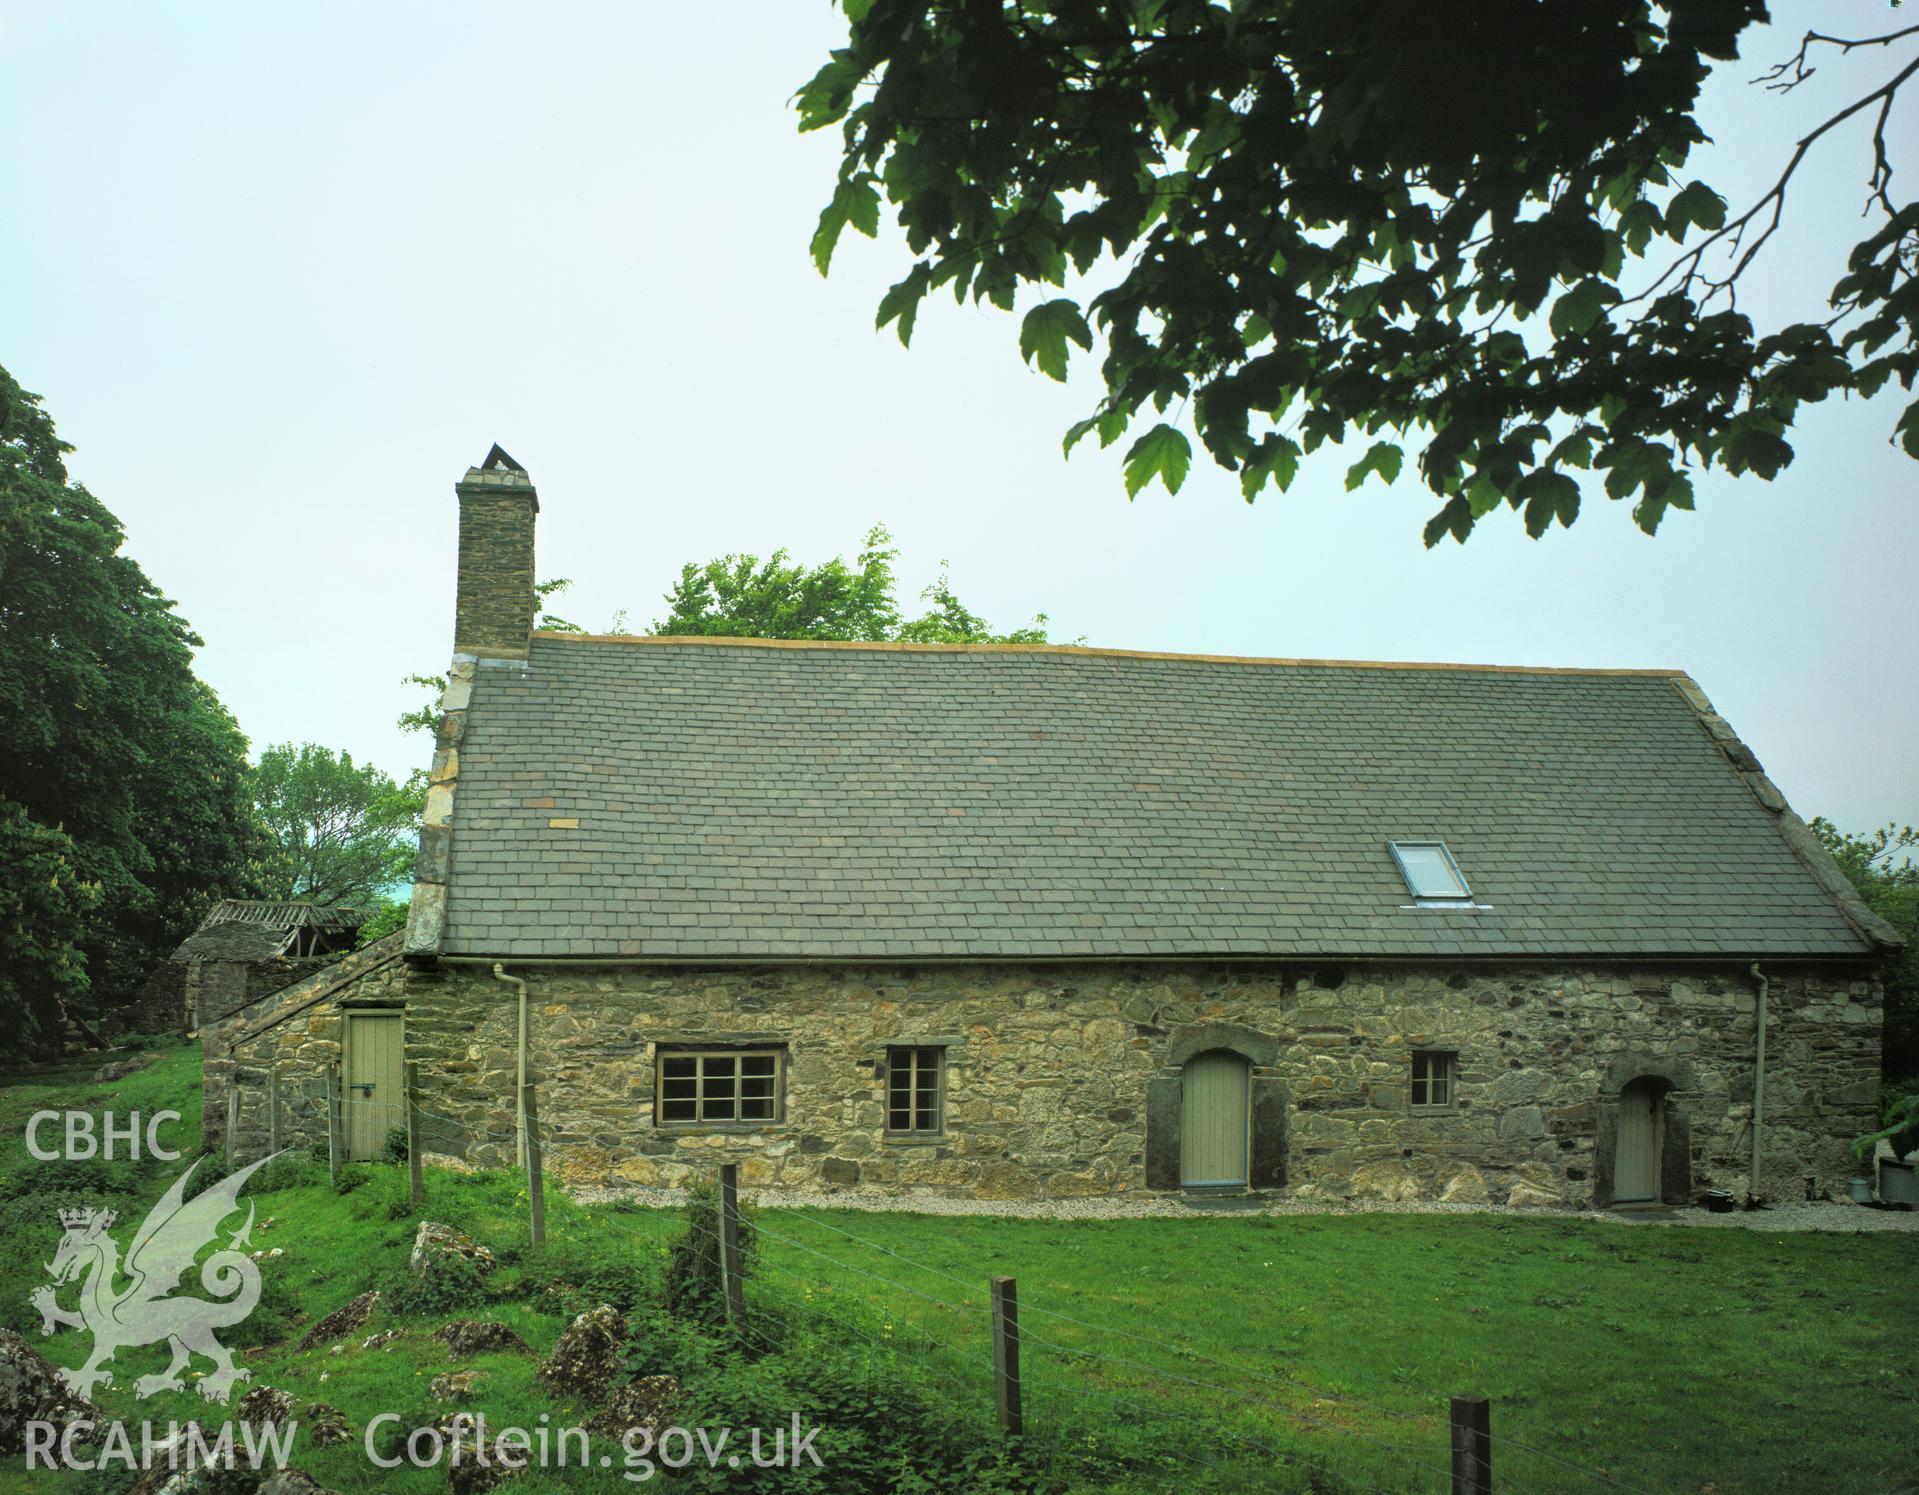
<box><xmin>1389</xmin><ymin>840</ymin><xmax>1472</xmax><ymax>901</ymax></box>
<box><xmin>886</xmin><ymin>1046</ymin><xmax>944</xmax><ymax>1135</ymax></box>
<box><xmin>657</xmin><ymin>1049</ymin><xmax>782</xmax><ymax>1125</ymax></box>
<box><xmin>1411</xmin><ymin>1051</ymin><xmax>1457</xmax><ymax>1111</ymax></box>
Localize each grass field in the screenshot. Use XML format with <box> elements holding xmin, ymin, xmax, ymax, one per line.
<box><xmin>0</xmin><ymin>1045</ymin><xmax>1911</xmax><ymax>1493</ymax></box>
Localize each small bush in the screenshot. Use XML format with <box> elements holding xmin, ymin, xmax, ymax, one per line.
<box><xmin>383</xmin><ymin>1127</ymin><xmax>409</xmax><ymax>1164</ymax></box>
<box><xmin>664</xmin><ymin>1176</ymin><xmax>756</xmax><ymax>1328</ymax></box>
<box><xmin>386</xmin><ymin>1249</ymin><xmax>487</xmax><ymax>1317</ymax></box>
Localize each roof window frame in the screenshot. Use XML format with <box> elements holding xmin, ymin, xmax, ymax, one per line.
<box><xmin>1388</xmin><ymin>839</ymin><xmax>1474</xmax><ymax>904</ymax></box>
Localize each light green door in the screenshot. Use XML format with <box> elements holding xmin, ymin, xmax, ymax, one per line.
<box><xmin>1615</xmin><ymin>1082</ymin><xmax>1661</xmax><ymax>1203</ymax></box>
<box><xmin>1180</xmin><ymin>1051</ymin><xmax>1250</xmax><ymax>1187</ymax></box>
<box><xmin>344</xmin><ymin>1012</ymin><xmax>405</xmax><ymax>1162</ymax></box>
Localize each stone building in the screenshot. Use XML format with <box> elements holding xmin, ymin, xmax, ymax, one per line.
<box><xmin>117</xmin><ymin>900</ymin><xmax>368</xmax><ymax>1039</ymax></box>
<box><xmin>202</xmin><ymin>449</ymin><xmax>1899</xmax><ymax>1208</ymax></box>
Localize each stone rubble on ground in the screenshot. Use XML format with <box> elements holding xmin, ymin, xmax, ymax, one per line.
<box><xmin>538</xmin><ymin>1305</ymin><xmax>624</xmax><ymax>1402</ymax></box>
<box><xmin>431</xmin><ymin>1369</ymin><xmax>489</xmax><ymax>1402</ymax></box>
<box><xmin>583</xmin><ymin>1375</ymin><xmax>681</xmax><ymax>1444</ymax></box>
<box><xmin>256</xmin><ymin>1472</ymin><xmax>339</xmax><ymax>1495</ymax></box>
<box><xmin>304</xmin><ymin>1402</ymin><xmax>352</xmax><ymax>1446</ymax></box>
<box><xmin>0</xmin><ymin>1327</ymin><xmax>92</xmax><ymax>1456</ymax></box>
<box><xmin>235</xmin><ymin>1385</ymin><xmax>296</xmax><ymax>1430</ymax></box>
<box><xmin>295</xmin><ymin>1289</ymin><xmax>381</xmax><ymax>1351</ymax></box>
<box><xmin>411</xmin><ymin>1221</ymin><xmax>496</xmax><ymax>1276</ymax></box>
<box><xmin>435</xmin><ymin>1320</ymin><xmax>531</xmax><ymax>1359</ymax></box>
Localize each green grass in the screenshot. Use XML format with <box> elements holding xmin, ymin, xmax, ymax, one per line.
<box><xmin>0</xmin><ymin>1047</ymin><xmax>1911</xmax><ymax>1493</ymax></box>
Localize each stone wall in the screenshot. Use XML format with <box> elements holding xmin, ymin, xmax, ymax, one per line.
<box><xmin>207</xmin><ymin>957</ymin><xmax>1883</xmax><ymax>1207</ymax></box>
<box><xmin>203</xmin><ymin>936</ymin><xmax>407</xmax><ymax>1155</ymax></box>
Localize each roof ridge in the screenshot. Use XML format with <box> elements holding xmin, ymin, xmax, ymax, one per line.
<box><xmin>529</xmin><ymin>631</ymin><xmax>1687</xmax><ymax>679</ymax></box>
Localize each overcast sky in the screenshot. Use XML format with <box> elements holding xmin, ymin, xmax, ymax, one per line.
<box><xmin>3</xmin><ymin>3</ymin><xmax>1913</xmax><ymax>836</ymax></box>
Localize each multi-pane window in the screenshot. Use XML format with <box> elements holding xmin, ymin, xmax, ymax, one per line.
<box><xmin>657</xmin><ymin>1050</ymin><xmax>781</xmax><ymax>1125</ymax></box>
<box><xmin>1411</xmin><ymin>1051</ymin><xmax>1457</xmax><ymax>1111</ymax></box>
<box><xmin>886</xmin><ymin>1046</ymin><xmax>943</xmax><ymax>1134</ymax></box>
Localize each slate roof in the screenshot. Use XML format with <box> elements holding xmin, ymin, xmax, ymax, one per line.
<box><xmin>435</xmin><ymin>635</ymin><xmax>1888</xmax><ymax>962</ymax></box>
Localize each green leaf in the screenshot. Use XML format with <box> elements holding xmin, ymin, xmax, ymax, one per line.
<box><xmin>1549</xmin><ymin>278</ymin><xmax>1616</xmax><ymax>340</ymax></box>
<box><xmin>875</xmin><ymin>265</ymin><xmax>931</xmax><ymax>347</ymax></box>
<box><xmin>811</xmin><ymin>174</ymin><xmax>881</xmax><ymax>276</ymax></box>
<box><xmin>1123</xmin><ymin>423</ymin><xmax>1192</xmax><ymax>498</ymax></box>
<box><xmin>1343</xmin><ymin>441</ymin><xmax>1403</xmax><ymax>491</ymax></box>
<box><xmin>1518</xmin><ymin>470</ymin><xmax>1580</xmax><ymax>537</ymax></box>
<box><xmin>1666</xmin><ymin>180</ymin><xmax>1728</xmax><ymax>239</ymax></box>
<box><xmin>1423</xmin><ymin>497</ymin><xmax>1474</xmax><ymax>547</ymax></box>
<box><xmin>1019</xmin><ymin>299</ymin><xmax>1092</xmax><ymax>382</ymax></box>
<box><xmin>1240</xmin><ymin>435</ymin><xmax>1301</xmax><ymax>500</ymax></box>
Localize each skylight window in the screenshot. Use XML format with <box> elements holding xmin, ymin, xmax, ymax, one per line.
<box><xmin>1389</xmin><ymin>840</ymin><xmax>1472</xmax><ymax>902</ymax></box>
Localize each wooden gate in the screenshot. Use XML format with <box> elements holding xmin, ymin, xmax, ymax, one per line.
<box><xmin>1180</xmin><ymin>1050</ymin><xmax>1250</xmax><ymax>1187</ymax></box>
<box><xmin>344</xmin><ymin>1011</ymin><xmax>405</xmax><ymax>1162</ymax></box>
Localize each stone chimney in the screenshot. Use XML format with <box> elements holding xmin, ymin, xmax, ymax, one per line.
<box><xmin>453</xmin><ymin>444</ymin><xmax>539</xmax><ymax>660</ymax></box>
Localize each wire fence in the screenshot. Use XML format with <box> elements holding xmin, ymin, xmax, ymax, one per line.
<box><xmin>216</xmin><ymin>1067</ymin><xmax>1669</xmax><ymax>1495</ymax></box>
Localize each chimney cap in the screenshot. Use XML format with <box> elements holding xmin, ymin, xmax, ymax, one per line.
<box><xmin>481</xmin><ymin>442</ymin><xmax>527</xmax><ymax>475</ymax></box>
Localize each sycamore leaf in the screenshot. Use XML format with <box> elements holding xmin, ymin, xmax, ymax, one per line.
<box><xmin>1123</xmin><ymin>423</ymin><xmax>1192</xmax><ymax>498</ymax></box>
<box><xmin>811</xmin><ymin>175</ymin><xmax>880</xmax><ymax>276</ymax></box>
<box><xmin>1343</xmin><ymin>440</ymin><xmax>1403</xmax><ymax>491</ymax></box>
<box><xmin>875</xmin><ymin>266</ymin><xmax>931</xmax><ymax>347</ymax></box>
<box><xmin>1423</xmin><ymin>497</ymin><xmax>1474</xmax><ymax>547</ymax></box>
<box><xmin>1240</xmin><ymin>435</ymin><xmax>1301</xmax><ymax>500</ymax></box>
<box><xmin>1518</xmin><ymin>470</ymin><xmax>1580</xmax><ymax>537</ymax></box>
<box><xmin>1549</xmin><ymin>278</ymin><xmax>1616</xmax><ymax>340</ymax></box>
<box><xmin>1666</xmin><ymin>180</ymin><xmax>1729</xmax><ymax>239</ymax></box>
<box><xmin>1019</xmin><ymin>300</ymin><xmax>1092</xmax><ymax>382</ymax></box>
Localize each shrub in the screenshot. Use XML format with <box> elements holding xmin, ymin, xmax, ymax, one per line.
<box><xmin>664</xmin><ymin>1176</ymin><xmax>757</xmax><ymax>1328</ymax></box>
<box><xmin>386</xmin><ymin>1249</ymin><xmax>487</xmax><ymax>1317</ymax></box>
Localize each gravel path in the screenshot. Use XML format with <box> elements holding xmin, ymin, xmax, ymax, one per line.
<box><xmin>571</xmin><ymin>1184</ymin><xmax>1919</xmax><ymax>1232</ymax></box>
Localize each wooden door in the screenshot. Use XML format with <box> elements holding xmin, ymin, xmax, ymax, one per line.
<box><xmin>344</xmin><ymin>1011</ymin><xmax>405</xmax><ymax>1162</ymax></box>
<box><xmin>1615</xmin><ymin>1082</ymin><xmax>1661</xmax><ymax>1203</ymax></box>
<box><xmin>1180</xmin><ymin>1051</ymin><xmax>1250</xmax><ymax>1187</ymax></box>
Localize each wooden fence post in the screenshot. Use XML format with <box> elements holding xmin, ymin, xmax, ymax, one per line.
<box><xmin>406</xmin><ymin>1061</ymin><xmax>424</xmax><ymax>1212</ymax></box>
<box><xmin>327</xmin><ymin>1064</ymin><xmax>343</xmax><ymax>1185</ymax></box>
<box><xmin>523</xmin><ymin>1082</ymin><xmax>546</xmax><ymax>1250</ymax></box>
<box><xmin>718</xmin><ymin>1163</ymin><xmax>746</xmax><ymax>1330</ymax></box>
<box><xmin>267</xmin><ymin>1071</ymin><xmax>279</xmax><ymax>1157</ymax></box>
<box><xmin>225</xmin><ymin>1087</ymin><xmax>239</xmax><ymax>1167</ymax></box>
<box><xmin>1450</xmin><ymin>1393</ymin><xmax>1492</xmax><ymax>1495</ymax></box>
<box><xmin>991</xmin><ymin>1276</ymin><xmax>1024</xmax><ymax>1437</ymax></box>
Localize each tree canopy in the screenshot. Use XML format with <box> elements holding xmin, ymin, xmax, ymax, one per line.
<box><xmin>800</xmin><ymin>4</ymin><xmax>1917</xmax><ymax>542</ymax></box>
<box><xmin>1811</xmin><ymin>818</ymin><xmax>1919</xmax><ymax>1081</ymax></box>
<box><xmin>404</xmin><ymin>527</ymin><xmax>1052</xmax><ymax>736</ymax></box>
<box><xmin>250</xmin><ymin>743</ymin><xmax>424</xmax><ymax>910</ymax></box>
<box><xmin>655</xmin><ymin>524</ymin><xmax>1050</xmax><ymax>642</ymax></box>
<box><xmin>0</xmin><ymin>363</ymin><xmax>258</xmax><ymax>1046</ymax></box>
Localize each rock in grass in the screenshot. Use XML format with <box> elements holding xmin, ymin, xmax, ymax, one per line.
<box><xmin>538</xmin><ymin>1305</ymin><xmax>624</xmax><ymax>1402</ymax></box>
<box><xmin>257</xmin><ymin>1472</ymin><xmax>340</xmax><ymax>1495</ymax></box>
<box><xmin>411</xmin><ymin>1221</ymin><xmax>496</xmax><ymax>1277</ymax></box>
<box><xmin>436</xmin><ymin>1414</ymin><xmax>521</xmax><ymax>1494</ymax></box>
<box><xmin>583</xmin><ymin>1375</ymin><xmax>680</xmax><ymax>1444</ymax></box>
<box><xmin>0</xmin><ymin>1327</ymin><xmax>92</xmax><ymax>1456</ymax></box>
<box><xmin>295</xmin><ymin>1289</ymin><xmax>382</xmax><ymax>1352</ymax></box>
<box><xmin>92</xmin><ymin>1055</ymin><xmax>153</xmax><ymax>1083</ymax></box>
<box><xmin>434</xmin><ymin>1320</ymin><xmax>530</xmax><ymax>1359</ymax></box>
<box><xmin>235</xmin><ymin>1384</ymin><xmax>297</xmax><ymax>1430</ymax></box>
<box><xmin>431</xmin><ymin>1369</ymin><xmax>489</xmax><ymax>1402</ymax></box>
<box><xmin>304</xmin><ymin>1402</ymin><xmax>352</xmax><ymax>1446</ymax></box>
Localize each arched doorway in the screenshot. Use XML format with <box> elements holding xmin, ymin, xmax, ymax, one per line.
<box><xmin>1594</xmin><ymin>1059</ymin><xmax>1691</xmax><ymax>1208</ymax></box>
<box><xmin>1615</xmin><ymin>1077</ymin><xmax>1669</xmax><ymax>1203</ymax></box>
<box><xmin>1180</xmin><ymin>1050</ymin><xmax>1250</xmax><ymax>1188</ymax></box>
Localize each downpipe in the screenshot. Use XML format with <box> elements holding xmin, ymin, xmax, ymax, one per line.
<box><xmin>1749</xmin><ymin>963</ymin><xmax>1769</xmax><ymax>1205</ymax></box>
<box><xmin>493</xmin><ymin>964</ymin><xmax>529</xmax><ymax>1167</ymax></box>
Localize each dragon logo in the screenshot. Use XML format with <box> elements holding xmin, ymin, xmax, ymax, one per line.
<box><xmin>31</xmin><ymin>1152</ymin><xmax>282</xmax><ymax>1402</ymax></box>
